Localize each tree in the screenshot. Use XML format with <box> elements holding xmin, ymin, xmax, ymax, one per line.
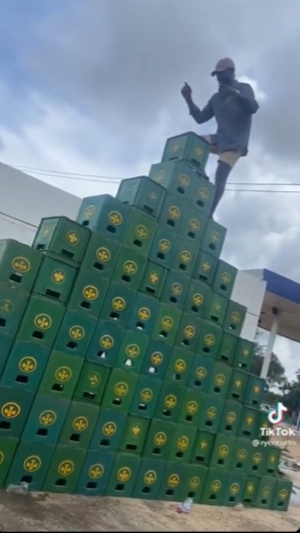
<box><xmin>250</xmin><ymin>344</ymin><xmax>286</xmax><ymax>388</ymax></box>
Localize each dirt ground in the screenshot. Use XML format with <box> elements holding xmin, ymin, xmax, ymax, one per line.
<box><xmin>0</xmin><ymin>434</ymin><xmax>299</xmax><ymax>532</ymax></box>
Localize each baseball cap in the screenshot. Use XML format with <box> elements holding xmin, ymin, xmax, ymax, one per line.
<box><xmin>211</xmin><ymin>58</ymin><xmax>235</xmax><ymax>76</ymax></box>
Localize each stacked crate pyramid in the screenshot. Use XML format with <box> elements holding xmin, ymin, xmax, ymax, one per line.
<box><xmin>0</xmin><ymin>132</ymin><xmax>293</xmax><ymax>510</ymax></box>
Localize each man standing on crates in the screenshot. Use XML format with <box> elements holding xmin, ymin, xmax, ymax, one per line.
<box><xmin>181</xmin><ymin>58</ymin><xmax>259</xmax><ymax>218</ymax></box>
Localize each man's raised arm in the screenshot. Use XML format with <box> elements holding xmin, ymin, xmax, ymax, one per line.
<box><xmin>181</xmin><ymin>82</ymin><xmax>214</xmax><ymax>124</ymax></box>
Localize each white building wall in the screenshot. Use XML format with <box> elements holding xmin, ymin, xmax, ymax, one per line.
<box><xmin>0</xmin><ymin>163</ymin><xmax>81</xmax><ymax>246</ymax></box>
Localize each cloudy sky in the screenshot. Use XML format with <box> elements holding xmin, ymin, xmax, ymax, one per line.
<box><xmin>1</xmin><ymin>0</ymin><xmax>300</xmax><ymax>380</ymax></box>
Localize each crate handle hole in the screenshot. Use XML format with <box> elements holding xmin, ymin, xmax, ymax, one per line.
<box><xmin>217</xmin><ymin>459</ymin><xmax>224</xmax><ymax>465</ymax></box>
<box><xmin>148</xmin><ymin>366</ymin><xmax>157</xmax><ymax>374</ymax></box>
<box><xmin>61</xmin><ymin>249</ymin><xmax>73</xmax><ymax>259</ymax></box>
<box><xmin>121</xmin><ymin>275</ymin><xmax>131</xmax><ymax>283</ymax></box>
<box><xmin>175</xmin><ymin>451</ymin><xmax>183</xmax><ymax>458</ymax></box>
<box><xmin>166</xmin><ymin>489</ymin><xmax>174</xmax><ymax>496</ymax></box>
<box><xmin>97</xmin><ymin>350</ymin><xmax>107</xmax><ymax>359</ymax></box>
<box><xmin>100</xmin><ymin>439</ymin><xmax>110</xmax><ymax>446</ymax></box>
<box><xmin>115</xmin><ymin>483</ymin><xmax>125</xmax><ymax>491</ymax></box>
<box><xmin>209</xmin><ymin>494</ymin><xmax>217</xmax><ymax>500</ymax></box>
<box><xmin>70</xmin><ymin>433</ymin><xmax>80</xmax><ymax>442</ymax></box>
<box><xmin>195</xmin><ymin>455</ymin><xmax>204</xmax><ymax>462</ymax></box>
<box><xmin>185</xmin><ymin>415</ymin><xmax>192</xmax><ymax>422</ymax></box>
<box><xmin>133</xmin><ymin>239</ymin><xmax>142</xmax><ymax>247</ymax></box>
<box><xmin>83</xmin><ymin>392</ymin><xmax>95</xmax><ymax>400</ymax></box>
<box><xmin>162</xmin><ymin>409</ymin><xmax>171</xmax><ymax>416</ymax></box>
<box><xmin>37</xmin><ymin>428</ymin><xmax>48</xmax><ymax>436</ymax></box>
<box><xmin>157</xmin><ymin>252</ymin><xmax>165</xmax><ymax>260</ymax></box>
<box><xmin>0</xmin><ymin>318</ymin><xmax>7</xmax><ymax>327</ymax></box>
<box><xmin>173</xmin><ymin>373</ymin><xmax>181</xmax><ymax>381</ymax></box>
<box><xmin>152</xmin><ymin>447</ymin><xmax>161</xmax><ymax>454</ymax></box>
<box><xmin>167</xmin><ymin>219</ymin><xmax>175</xmax><ymax>227</ymax></box>
<box><xmin>67</xmin><ymin>341</ymin><xmax>78</xmax><ymax>350</ymax></box>
<box><xmin>182</xmin><ymin>339</ymin><xmax>189</xmax><ymax>346</ymax></box>
<box><xmin>195</xmin><ymin>380</ymin><xmax>202</xmax><ymax>387</ymax></box>
<box><xmin>159</xmin><ymin>331</ymin><xmax>167</xmax><ymax>338</ymax></box>
<box><xmin>21</xmin><ymin>475</ymin><xmax>32</xmax><ymax>483</ymax></box>
<box><xmin>55</xmin><ymin>479</ymin><xmax>67</xmax><ymax>486</ymax></box>
<box><xmin>188</xmin><ymin>231</ymin><xmax>196</xmax><ymax>239</ymax></box>
<box><xmin>0</xmin><ymin>421</ymin><xmax>10</xmax><ymax>429</ymax></box>
<box><xmin>81</xmin><ymin>301</ymin><xmax>91</xmax><ymax>309</ymax></box>
<box><xmin>176</xmin><ymin>187</ymin><xmax>185</xmax><ymax>194</ymax></box>
<box><xmin>179</xmin><ymin>264</ymin><xmax>187</xmax><ymax>271</ymax></box>
<box><xmin>52</xmin><ymin>384</ymin><xmax>64</xmax><ymax>391</ymax></box>
<box><xmin>16</xmin><ymin>375</ymin><xmax>28</xmax><ymax>383</ymax></box>
<box><xmin>9</xmin><ymin>273</ymin><xmax>22</xmax><ymax>283</ymax></box>
<box><xmin>106</xmin><ymin>225</ymin><xmax>116</xmax><ymax>234</ymax></box>
<box><xmin>32</xmin><ymin>331</ymin><xmax>44</xmax><ymax>339</ymax></box>
<box><xmin>112</xmin><ymin>398</ymin><xmax>121</xmax><ymax>405</ymax></box>
<box><xmin>136</xmin><ymin>322</ymin><xmax>144</xmax><ymax>330</ymax></box>
<box><xmin>36</xmin><ymin>244</ymin><xmax>45</xmax><ymax>250</ymax></box>
<box><xmin>138</xmin><ymin>403</ymin><xmax>147</xmax><ymax>411</ymax></box>
<box><xmin>146</xmin><ymin>287</ymin><xmax>155</xmax><ymax>295</ymax></box>
<box><xmin>124</xmin><ymin>358</ymin><xmax>133</xmax><ymax>367</ymax></box>
<box><xmin>126</xmin><ymin>444</ymin><xmax>137</xmax><ymax>450</ymax></box>
<box><xmin>170</xmin><ymin>296</ymin><xmax>177</xmax><ymax>303</ymax></box>
<box><xmin>87</xmin><ymin>481</ymin><xmax>97</xmax><ymax>489</ymax></box>
<box><xmin>143</xmin><ymin>205</ymin><xmax>154</xmax><ymax>215</ymax></box>
<box><xmin>110</xmin><ymin>312</ymin><xmax>119</xmax><ymax>320</ymax></box>
<box><xmin>142</xmin><ymin>487</ymin><xmax>151</xmax><ymax>493</ymax></box>
<box><xmin>94</xmin><ymin>262</ymin><xmax>104</xmax><ymax>271</ymax></box>
<box><xmin>82</xmin><ymin>220</ymin><xmax>90</xmax><ymax>227</ymax></box>
<box><xmin>46</xmin><ymin>289</ymin><xmax>60</xmax><ymax>299</ymax></box>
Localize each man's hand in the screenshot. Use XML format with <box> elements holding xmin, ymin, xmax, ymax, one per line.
<box><xmin>181</xmin><ymin>82</ymin><xmax>192</xmax><ymax>101</ymax></box>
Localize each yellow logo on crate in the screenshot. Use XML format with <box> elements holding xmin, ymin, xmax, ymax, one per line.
<box><xmin>83</xmin><ymin>286</ymin><xmax>99</xmax><ymax>300</ymax></box>
<box><xmin>12</xmin><ymin>257</ymin><xmax>30</xmax><ymax>273</ymax></box>
<box><xmin>164</xmin><ymin>394</ymin><xmax>177</xmax><ymax>409</ymax></box>
<box><xmin>1</xmin><ymin>402</ymin><xmax>21</xmax><ymax>419</ymax></box>
<box><xmin>117</xmin><ymin>467</ymin><xmax>131</xmax><ymax>482</ymax></box>
<box><xmin>66</xmin><ymin>231</ymin><xmax>79</xmax><ymax>245</ymax></box>
<box><xmin>154</xmin><ymin>170</ymin><xmax>165</xmax><ymax>183</ymax></box>
<box><xmin>102</xmin><ymin>422</ymin><xmax>117</xmax><ymax>436</ymax></box>
<box><xmin>114</xmin><ymin>382</ymin><xmax>129</xmax><ymax>397</ymax></box>
<box><xmin>177</xmin><ymin>174</ymin><xmax>189</xmax><ymax>187</ymax></box>
<box><xmin>262</xmin><ymin>486</ymin><xmax>271</xmax><ymax>498</ymax></box>
<box><xmin>253</xmin><ymin>385</ymin><xmax>261</xmax><ymax>394</ymax></box>
<box><xmin>211</xmin><ymin>231</ymin><xmax>220</xmax><ymax>244</ymax></box>
<box><xmin>207</xmin><ymin>407</ymin><xmax>217</xmax><ymax>419</ymax></box>
<box><xmin>186</xmin><ymin>401</ymin><xmax>198</xmax><ymax>414</ymax></box>
<box><xmin>19</xmin><ymin>357</ymin><xmax>37</xmax><ymax>373</ymax></box>
<box><xmin>215</xmin><ymin>374</ymin><xmax>225</xmax><ymax>386</ymax></box>
<box><xmin>197</xmin><ymin>188</ymin><xmax>209</xmax><ymax>200</ymax></box>
<box><xmin>84</xmin><ymin>205</ymin><xmax>95</xmax><ymax>218</ymax></box>
<box><xmin>231</xmin><ymin>311</ymin><xmax>241</xmax><ymax>324</ymax></box>
<box><xmin>171</xmin><ymin>283</ymin><xmax>182</xmax><ymax>296</ymax></box>
<box><xmin>140</xmin><ymin>389</ymin><xmax>153</xmax><ymax>403</ymax></box>
<box><xmin>126</xmin><ymin>344</ymin><xmax>140</xmax><ymax>358</ymax></box>
<box><xmin>144</xmin><ymin>470</ymin><xmax>157</xmax><ymax>485</ymax></box>
<box><xmin>34</xmin><ymin>314</ymin><xmax>52</xmax><ymax>330</ymax></box>
<box><xmin>253</xmin><ymin>453</ymin><xmax>262</xmax><ymax>465</ymax></box>
<box><xmin>201</xmin><ymin>261</ymin><xmax>211</xmax><ymax>272</ymax></box>
<box><xmin>196</xmin><ymin>366</ymin><xmax>207</xmax><ymax>379</ymax></box>
<box><xmin>269</xmin><ymin>454</ymin><xmax>276</xmax><ymax>463</ymax></box>
<box><xmin>168</xmin><ymin>206</ymin><xmax>181</xmax><ymax>220</ymax></box>
<box><xmin>200</xmin><ymin>440</ymin><xmax>208</xmax><ymax>449</ymax></box>
<box><xmin>89</xmin><ymin>373</ymin><xmax>101</xmax><ymax>387</ymax></box>
<box><xmin>151</xmin><ymin>352</ymin><xmax>163</xmax><ymax>365</ymax></box>
<box><xmin>279</xmin><ymin>489</ymin><xmax>288</xmax><ymax>500</ymax></box>
<box><xmin>154</xmin><ymin>432</ymin><xmax>167</xmax><ymax>446</ymax></box>
<box><xmin>219</xmin><ymin>445</ymin><xmax>229</xmax><ymax>458</ymax></box>
<box><xmin>221</xmin><ymin>272</ymin><xmax>231</xmax><ymax>285</ymax></box>
<box><xmin>189</xmin><ymin>476</ymin><xmax>200</xmax><ymax>490</ymax></box>
<box><xmin>0</xmin><ymin>299</ymin><xmax>15</xmax><ymax>314</ymax></box>
<box><xmin>237</xmin><ymin>449</ymin><xmax>247</xmax><ymax>460</ymax></box>
<box><xmin>135</xmin><ymin>225</ymin><xmax>148</xmax><ymax>240</ymax></box>
<box><xmin>73</xmin><ymin>416</ymin><xmax>89</xmax><ymax>431</ymax></box>
<box><xmin>174</xmin><ymin>359</ymin><xmax>186</xmax><ymax>373</ymax></box>
<box><xmin>235</xmin><ymin>379</ymin><xmax>242</xmax><ymax>389</ymax></box>
<box><xmin>131</xmin><ymin>424</ymin><xmax>141</xmax><ymax>436</ymax></box>
<box><xmin>138</xmin><ymin>307</ymin><xmax>151</xmax><ymax>321</ymax></box>
<box><xmin>168</xmin><ymin>474</ymin><xmax>180</xmax><ymax>488</ymax></box>
<box><xmin>58</xmin><ymin>461</ymin><xmax>75</xmax><ymax>477</ymax></box>
<box><xmin>194</xmin><ymin>146</ymin><xmax>203</xmax><ymax>157</ymax></box>
<box><xmin>161</xmin><ymin>316</ymin><xmax>173</xmax><ymax>330</ymax></box>
<box><xmin>246</xmin><ymin>482</ymin><xmax>254</xmax><ymax>494</ymax></box>
<box><xmin>0</xmin><ymin>451</ymin><xmax>4</xmax><ymax>465</ymax></box>
<box><xmin>96</xmin><ymin>247</ymin><xmax>111</xmax><ymax>262</ymax></box>
<box><xmin>123</xmin><ymin>261</ymin><xmax>137</xmax><ymax>275</ymax></box>
<box><xmin>148</xmin><ymin>192</ymin><xmax>157</xmax><ymax>201</ymax></box>
<box><xmin>158</xmin><ymin>239</ymin><xmax>170</xmax><ymax>252</ymax></box>
<box><xmin>112</xmin><ymin>297</ymin><xmax>126</xmax><ymax>311</ymax></box>
<box><xmin>89</xmin><ymin>464</ymin><xmax>104</xmax><ymax>479</ymax></box>
<box><xmin>211</xmin><ymin>480</ymin><xmax>221</xmax><ymax>493</ymax></box>
<box><xmin>180</xmin><ymin>250</ymin><xmax>192</xmax><ymax>263</ymax></box>
<box><xmin>246</xmin><ymin>415</ymin><xmax>254</xmax><ymax>426</ymax></box>
<box><xmin>204</xmin><ymin>334</ymin><xmax>215</xmax><ymax>347</ymax></box>
<box><xmin>177</xmin><ymin>436</ymin><xmax>189</xmax><ymax>451</ymax></box>
<box><xmin>189</xmin><ymin>218</ymin><xmax>201</xmax><ymax>231</ymax></box>
<box><xmin>230</xmin><ymin>483</ymin><xmax>240</xmax><ymax>495</ymax></box>
<box><xmin>51</xmin><ymin>270</ymin><xmax>66</xmax><ymax>284</ymax></box>
<box><xmin>184</xmin><ymin>326</ymin><xmax>195</xmax><ymax>339</ymax></box>
<box><xmin>24</xmin><ymin>455</ymin><xmax>42</xmax><ymax>472</ymax></box>
<box><xmin>100</xmin><ymin>335</ymin><xmax>114</xmax><ymax>349</ymax></box>
<box><xmin>242</xmin><ymin>348</ymin><xmax>250</xmax><ymax>358</ymax></box>
<box><xmin>42</xmin><ymin>226</ymin><xmax>52</xmax><ymax>238</ymax></box>
<box><xmin>55</xmin><ymin>366</ymin><xmax>72</xmax><ymax>382</ymax></box>
<box><xmin>69</xmin><ymin>325</ymin><xmax>85</xmax><ymax>340</ymax></box>
<box><xmin>39</xmin><ymin>410</ymin><xmax>57</xmax><ymax>426</ymax></box>
<box><xmin>108</xmin><ymin>211</ymin><xmax>123</xmax><ymax>226</ymax></box>
<box><xmin>226</xmin><ymin>412</ymin><xmax>237</xmax><ymax>425</ymax></box>
<box><xmin>149</xmin><ymin>271</ymin><xmax>159</xmax><ymax>284</ymax></box>
<box><xmin>171</xmin><ymin>143</ymin><xmax>180</xmax><ymax>153</ymax></box>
